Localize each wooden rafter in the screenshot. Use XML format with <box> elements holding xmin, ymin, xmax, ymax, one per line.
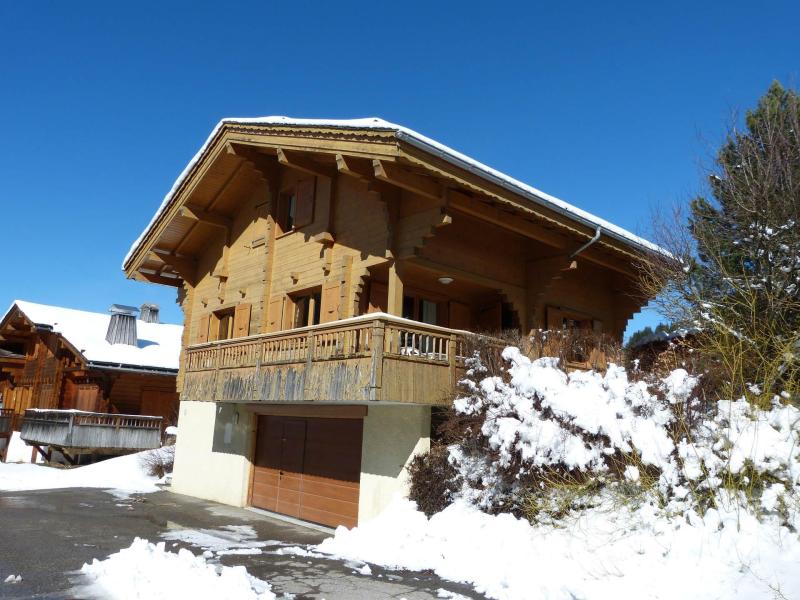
<box><xmin>373</xmin><ymin>160</ymin><xmax>442</xmax><ymax>200</ymax></box>
<box><xmin>277</xmin><ymin>148</ymin><xmax>336</xmax><ymax>178</ymax></box>
<box><xmin>335</xmin><ymin>154</ymin><xmax>374</xmax><ymax>180</ymax></box>
<box><xmin>180</xmin><ymin>205</ymin><xmax>232</xmax><ymax>230</ymax></box>
<box><xmin>149</xmin><ymin>250</ymin><xmax>197</xmax><ymax>283</ymax></box>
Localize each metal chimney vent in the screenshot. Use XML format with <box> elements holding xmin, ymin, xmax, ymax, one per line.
<box><xmin>140</xmin><ymin>303</ymin><xmax>160</xmax><ymax>324</ymax></box>
<box><xmin>106</xmin><ymin>304</ymin><xmax>139</xmax><ymax>346</ymax></box>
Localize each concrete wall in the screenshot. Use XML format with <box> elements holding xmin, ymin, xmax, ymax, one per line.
<box><xmin>173</xmin><ymin>400</ymin><xmax>431</xmax><ymax>524</ymax></box>
<box><xmin>172</xmin><ymin>401</ymin><xmax>254</xmax><ymax>506</ymax></box>
<box><xmin>357</xmin><ymin>404</ymin><xmax>431</xmax><ymax>523</ymax></box>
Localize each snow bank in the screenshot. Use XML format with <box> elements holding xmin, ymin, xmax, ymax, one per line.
<box><xmin>0</xmin><ymin>450</ymin><xmax>161</xmax><ymax>495</ymax></box>
<box><xmin>318</xmin><ymin>497</ymin><xmax>800</xmax><ymax>600</ymax></box>
<box><xmin>80</xmin><ymin>537</ymin><xmax>275</xmax><ymax>600</ymax></box>
<box><xmin>451</xmin><ymin>348</ymin><xmax>800</xmax><ymax>515</ymax></box>
<box><xmin>3</xmin><ymin>431</ymin><xmax>41</xmax><ymax>464</ymax></box>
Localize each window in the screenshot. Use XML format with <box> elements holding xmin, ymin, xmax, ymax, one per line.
<box><xmin>277</xmin><ymin>190</ymin><xmax>297</xmax><ymax>232</ymax></box>
<box><xmin>292</xmin><ymin>290</ymin><xmax>321</xmax><ymax>328</ymax></box>
<box><xmin>277</xmin><ymin>179</ymin><xmax>315</xmax><ymax>233</ymax></box>
<box><xmin>401</xmin><ymin>294</ymin><xmax>442</xmax><ymax>355</ymax></box>
<box><xmin>214</xmin><ymin>308</ymin><xmax>235</xmax><ymax>341</ymax></box>
<box><xmin>402</xmin><ymin>294</ymin><xmax>440</xmax><ymax>326</ymax></box>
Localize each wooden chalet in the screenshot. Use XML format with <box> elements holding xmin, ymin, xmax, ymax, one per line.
<box><xmin>0</xmin><ymin>301</ymin><xmax>182</xmax><ymax>461</ymax></box>
<box><xmin>124</xmin><ymin>116</ymin><xmax>657</xmax><ymax>528</ymax></box>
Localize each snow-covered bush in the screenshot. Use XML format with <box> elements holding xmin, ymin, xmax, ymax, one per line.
<box><xmin>410</xmin><ymin>344</ymin><xmax>800</xmax><ymax>523</ymax></box>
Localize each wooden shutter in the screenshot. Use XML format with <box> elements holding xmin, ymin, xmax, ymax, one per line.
<box><xmin>294</xmin><ymin>179</ymin><xmax>315</xmax><ymax>228</ymax></box>
<box><xmin>320</xmin><ymin>280</ymin><xmax>341</xmax><ymax>323</ymax></box>
<box><xmin>282</xmin><ymin>296</ymin><xmax>297</xmax><ymax>329</ymax></box>
<box><xmin>197</xmin><ymin>314</ymin><xmax>210</xmax><ymax>344</ymax></box>
<box><xmin>75</xmin><ymin>384</ymin><xmax>100</xmax><ymax>412</ymax></box>
<box><xmin>367</xmin><ymin>282</ymin><xmax>388</xmax><ymax>313</ymax></box>
<box><xmin>449</xmin><ymin>301</ymin><xmax>471</xmax><ymax>330</ymax></box>
<box><xmin>267</xmin><ymin>296</ymin><xmax>284</xmax><ymax>332</ymax></box>
<box><xmin>234</xmin><ymin>303</ymin><xmax>252</xmax><ymax>338</ymax></box>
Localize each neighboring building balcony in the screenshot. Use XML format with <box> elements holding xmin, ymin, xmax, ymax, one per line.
<box><xmin>20</xmin><ymin>409</ymin><xmax>163</xmax><ymax>455</ymax></box>
<box><xmin>182</xmin><ymin>313</ymin><xmax>494</xmax><ymax>405</ymax></box>
<box><xmin>0</xmin><ymin>408</ymin><xmax>14</xmax><ymax>437</ymax></box>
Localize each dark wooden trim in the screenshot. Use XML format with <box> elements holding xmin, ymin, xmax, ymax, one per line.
<box><xmin>245</xmin><ymin>403</ymin><xmax>367</xmax><ymax>419</ymax></box>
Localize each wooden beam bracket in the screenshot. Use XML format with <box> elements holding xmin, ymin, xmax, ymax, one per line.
<box><xmin>180</xmin><ymin>205</ymin><xmax>232</xmax><ymax>230</ymax></box>
<box><xmin>373</xmin><ymin>160</ymin><xmax>442</xmax><ymax>200</ymax></box>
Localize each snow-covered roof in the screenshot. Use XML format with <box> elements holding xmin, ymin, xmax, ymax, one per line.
<box><xmin>123</xmin><ymin>116</ymin><xmax>662</xmax><ymax>269</ymax></box>
<box><xmin>6</xmin><ymin>300</ymin><xmax>182</xmax><ymax>372</ymax></box>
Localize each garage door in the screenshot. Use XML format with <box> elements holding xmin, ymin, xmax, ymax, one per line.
<box><xmin>251</xmin><ymin>415</ymin><xmax>363</xmax><ymax>528</ymax></box>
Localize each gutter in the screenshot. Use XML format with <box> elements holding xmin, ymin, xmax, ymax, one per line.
<box><xmin>570</xmin><ymin>226</ymin><xmax>602</xmax><ymax>259</ymax></box>
<box><xmin>88</xmin><ymin>361</ymin><xmax>178</xmax><ymax>376</ymax></box>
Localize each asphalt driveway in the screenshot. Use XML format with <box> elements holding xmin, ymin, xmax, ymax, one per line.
<box><xmin>0</xmin><ymin>487</ymin><xmax>482</xmax><ymax>599</ymax></box>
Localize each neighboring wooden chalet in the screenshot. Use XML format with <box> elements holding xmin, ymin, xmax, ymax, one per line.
<box><xmin>124</xmin><ymin>117</ymin><xmax>657</xmax><ymax>528</ymax></box>
<box><xmin>0</xmin><ymin>301</ymin><xmax>182</xmax><ymax>460</ymax></box>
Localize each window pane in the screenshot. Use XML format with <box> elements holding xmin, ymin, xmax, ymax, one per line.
<box><xmin>421</xmin><ymin>300</ymin><xmax>437</xmax><ymax>325</ymax></box>
<box><xmin>294</xmin><ymin>296</ymin><xmax>309</xmax><ymax>327</ymax></box>
<box><xmin>312</xmin><ymin>292</ymin><xmax>321</xmax><ymax>325</ymax></box>
<box><xmin>402</xmin><ymin>295</ymin><xmax>415</xmax><ymax>320</ymax></box>
<box><xmin>286</xmin><ymin>194</ymin><xmax>296</xmax><ymax>230</ymax></box>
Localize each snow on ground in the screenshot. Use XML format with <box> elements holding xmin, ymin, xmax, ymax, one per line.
<box><xmin>2</xmin><ymin>431</ymin><xmax>42</xmax><ymax>464</ymax></box>
<box><xmin>79</xmin><ymin>537</ymin><xmax>275</xmax><ymax>600</ymax></box>
<box><xmin>317</xmin><ymin>497</ymin><xmax>800</xmax><ymax>600</ymax></box>
<box><xmin>0</xmin><ymin>449</ymin><xmax>162</xmax><ymax>496</ymax></box>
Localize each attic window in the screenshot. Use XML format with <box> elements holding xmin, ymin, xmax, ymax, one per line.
<box><xmin>277</xmin><ymin>179</ymin><xmax>315</xmax><ymax>233</ymax></box>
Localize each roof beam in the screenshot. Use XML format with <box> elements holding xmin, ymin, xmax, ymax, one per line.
<box><xmin>226</xmin><ymin>143</ymin><xmax>280</xmax><ymax>181</ymax></box>
<box><xmin>135</xmin><ymin>271</ymin><xmax>183</xmax><ymax>287</ymax></box>
<box><xmin>336</xmin><ymin>154</ymin><xmax>375</xmax><ymax>180</ymax></box>
<box><xmin>180</xmin><ymin>205</ymin><xmax>232</xmax><ymax>230</ymax></box>
<box><xmin>149</xmin><ymin>251</ymin><xmax>197</xmax><ymax>283</ymax></box>
<box><xmin>277</xmin><ymin>148</ymin><xmax>336</xmax><ymax>178</ymax></box>
<box><xmin>373</xmin><ymin>160</ymin><xmax>442</xmax><ymax>200</ymax></box>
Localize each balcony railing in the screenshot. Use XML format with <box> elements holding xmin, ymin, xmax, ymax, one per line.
<box><xmin>20</xmin><ymin>409</ymin><xmax>163</xmax><ymax>451</ymax></box>
<box><xmin>182</xmin><ymin>313</ymin><xmax>495</xmax><ymax>406</ymax></box>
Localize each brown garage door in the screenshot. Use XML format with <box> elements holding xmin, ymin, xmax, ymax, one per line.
<box><xmin>251</xmin><ymin>415</ymin><xmax>363</xmax><ymax>528</ymax></box>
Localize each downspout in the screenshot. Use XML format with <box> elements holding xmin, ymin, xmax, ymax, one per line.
<box><xmin>570</xmin><ymin>226</ymin><xmax>602</xmax><ymax>259</ymax></box>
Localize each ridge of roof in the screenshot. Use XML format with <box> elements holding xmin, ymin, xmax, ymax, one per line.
<box><xmin>123</xmin><ymin>116</ymin><xmax>662</xmax><ymax>270</ymax></box>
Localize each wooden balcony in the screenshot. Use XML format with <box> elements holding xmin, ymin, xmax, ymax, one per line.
<box><xmin>20</xmin><ymin>409</ymin><xmax>163</xmax><ymax>453</ymax></box>
<box><xmin>182</xmin><ymin>313</ymin><xmax>495</xmax><ymax>406</ymax></box>
<box><xmin>0</xmin><ymin>409</ymin><xmax>13</xmax><ymax>437</ymax></box>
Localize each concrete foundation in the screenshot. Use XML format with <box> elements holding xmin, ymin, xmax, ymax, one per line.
<box><xmin>171</xmin><ymin>400</ymin><xmax>431</xmax><ymax>524</ymax></box>
<box><xmin>172</xmin><ymin>401</ymin><xmax>254</xmax><ymax>506</ymax></box>
<box><xmin>357</xmin><ymin>404</ymin><xmax>431</xmax><ymax>523</ymax></box>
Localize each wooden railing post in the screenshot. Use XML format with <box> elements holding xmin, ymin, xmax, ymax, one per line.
<box><xmin>448</xmin><ymin>334</ymin><xmax>458</xmax><ymax>389</ymax></box>
<box><xmin>369</xmin><ymin>320</ymin><xmax>386</xmax><ymax>401</ymax></box>
<box><xmin>306</xmin><ymin>329</ymin><xmax>315</xmax><ymax>368</ymax></box>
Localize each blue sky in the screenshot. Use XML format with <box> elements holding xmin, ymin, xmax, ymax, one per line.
<box><xmin>0</xmin><ymin>1</ymin><xmax>797</xmax><ymax>336</ymax></box>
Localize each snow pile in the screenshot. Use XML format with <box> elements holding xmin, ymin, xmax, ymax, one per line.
<box><xmin>2</xmin><ymin>431</ymin><xmax>42</xmax><ymax>464</ymax></box>
<box><xmin>80</xmin><ymin>537</ymin><xmax>275</xmax><ymax>600</ymax></box>
<box><xmin>318</xmin><ymin>497</ymin><xmax>800</xmax><ymax>600</ymax></box>
<box><xmin>678</xmin><ymin>397</ymin><xmax>800</xmax><ymax>509</ymax></box>
<box><xmin>0</xmin><ymin>450</ymin><xmax>161</xmax><ymax>495</ymax></box>
<box><xmin>449</xmin><ymin>347</ymin><xmax>800</xmax><ymax>516</ymax></box>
